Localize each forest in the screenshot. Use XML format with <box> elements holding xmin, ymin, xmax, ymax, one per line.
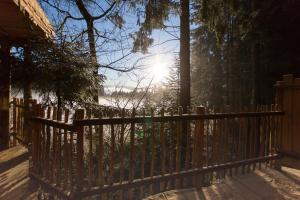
<box><xmin>7</xmin><ymin>0</ymin><xmax>300</xmax><ymax>111</ymax></box>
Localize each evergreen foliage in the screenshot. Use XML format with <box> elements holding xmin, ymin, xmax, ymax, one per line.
<box><xmin>11</xmin><ymin>39</ymin><xmax>103</xmax><ymax>107</ymax></box>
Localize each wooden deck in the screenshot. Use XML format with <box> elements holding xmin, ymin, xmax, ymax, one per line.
<box><xmin>0</xmin><ymin>146</ymin><xmax>39</xmax><ymax>200</ymax></box>
<box><xmin>1</xmin><ymin>146</ymin><xmax>300</xmax><ymax>200</ymax></box>
<box><xmin>144</xmin><ymin>165</ymin><xmax>300</xmax><ymax>200</ymax></box>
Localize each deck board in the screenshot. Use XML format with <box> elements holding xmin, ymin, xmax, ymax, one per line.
<box><xmin>144</xmin><ymin>166</ymin><xmax>300</xmax><ymax>200</ymax></box>
<box><xmin>0</xmin><ymin>146</ymin><xmax>38</xmax><ymax>200</ymax></box>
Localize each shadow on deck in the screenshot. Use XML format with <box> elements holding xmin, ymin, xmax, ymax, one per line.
<box><xmin>144</xmin><ymin>165</ymin><xmax>300</xmax><ymax>200</ymax></box>
<box><xmin>0</xmin><ymin>146</ymin><xmax>39</xmax><ymax>200</ymax></box>
<box><xmin>1</xmin><ymin>146</ymin><xmax>300</xmax><ymax>200</ymax></box>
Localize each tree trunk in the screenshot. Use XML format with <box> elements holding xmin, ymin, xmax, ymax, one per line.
<box><xmin>23</xmin><ymin>47</ymin><xmax>33</xmax><ymax>143</ymax></box>
<box><xmin>179</xmin><ymin>0</ymin><xmax>191</xmax><ymax>113</ymax></box>
<box><xmin>179</xmin><ymin>0</ymin><xmax>190</xmax><ymax>164</ymax></box>
<box><xmin>86</xmin><ymin>19</ymin><xmax>97</xmax><ymax>63</ymax></box>
<box><xmin>23</xmin><ymin>47</ymin><xmax>32</xmax><ymax>101</ymax></box>
<box><xmin>0</xmin><ymin>44</ymin><xmax>10</xmax><ymax>150</ymax></box>
<box><xmin>76</xmin><ymin>0</ymin><xmax>99</xmax><ymax>103</ymax></box>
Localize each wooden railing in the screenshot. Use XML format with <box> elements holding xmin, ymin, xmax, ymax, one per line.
<box><xmin>10</xmin><ymin>98</ymin><xmax>37</xmax><ymax>146</ymax></box>
<box><xmin>29</xmin><ymin>105</ymin><xmax>284</xmax><ymax>199</ymax></box>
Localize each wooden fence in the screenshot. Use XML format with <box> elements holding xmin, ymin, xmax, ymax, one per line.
<box><xmin>29</xmin><ymin>104</ymin><xmax>284</xmax><ymax>200</ymax></box>
<box><xmin>9</xmin><ymin>98</ymin><xmax>37</xmax><ymax>146</ymax></box>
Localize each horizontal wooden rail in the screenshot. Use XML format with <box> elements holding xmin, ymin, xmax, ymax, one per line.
<box><xmin>73</xmin><ymin>111</ymin><xmax>284</xmax><ymax>126</ymax></box>
<box><xmin>29</xmin><ymin>172</ymin><xmax>71</xmax><ymax>200</ymax></box>
<box><xmin>77</xmin><ymin>154</ymin><xmax>282</xmax><ymax>198</ymax></box>
<box><xmin>31</xmin><ymin>117</ymin><xmax>75</xmax><ymax>131</ymax></box>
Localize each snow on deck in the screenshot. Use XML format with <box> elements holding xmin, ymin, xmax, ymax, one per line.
<box><xmin>144</xmin><ymin>165</ymin><xmax>300</xmax><ymax>200</ymax></box>
<box><xmin>1</xmin><ymin>146</ymin><xmax>300</xmax><ymax>200</ymax></box>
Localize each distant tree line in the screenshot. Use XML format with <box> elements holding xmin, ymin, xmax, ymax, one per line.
<box><xmin>191</xmin><ymin>0</ymin><xmax>300</xmax><ymax>109</ymax></box>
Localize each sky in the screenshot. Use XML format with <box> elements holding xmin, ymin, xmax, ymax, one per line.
<box><xmin>41</xmin><ymin>1</ymin><xmax>181</xmax><ymax>92</ymax></box>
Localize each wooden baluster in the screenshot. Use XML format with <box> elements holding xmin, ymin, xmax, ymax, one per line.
<box><xmin>31</xmin><ymin>104</ymin><xmax>38</xmax><ymax>173</ymax></box>
<box><xmin>218</xmin><ymin>107</ymin><xmax>225</xmax><ymax>177</ymax></box>
<box><xmin>15</xmin><ymin>98</ymin><xmax>19</xmax><ymax>144</ymax></box>
<box><xmin>12</xmin><ymin>98</ymin><xmax>17</xmax><ymax>146</ymax></box>
<box><xmin>97</xmin><ymin>112</ymin><xmax>104</xmax><ymax>199</ymax></box>
<box><xmin>224</xmin><ymin>108</ymin><xmax>229</xmax><ymax>175</ymax></box>
<box><xmin>75</xmin><ymin>109</ymin><xmax>85</xmax><ymax>192</ymax></box>
<box><xmin>270</xmin><ymin>104</ymin><xmax>275</xmax><ymax>156</ymax></box>
<box><xmin>20</xmin><ymin>99</ymin><xmax>23</xmax><ymax>143</ymax></box>
<box><xmin>119</xmin><ymin>109</ymin><xmax>125</xmax><ymax>200</ymax></box>
<box><xmin>265</xmin><ymin>105</ymin><xmax>271</xmax><ymax>167</ymax></box>
<box><xmin>212</xmin><ymin>107</ymin><xmax>217</xmax><ymax>167</ymax></box>
<box><xmin>63</xmin><ymin>109</ymin><xmax>70</xmax><ymax>189</ymax></box>
<box><xmin>248</xmin><ymin>107</ymin><xmax>252</xmax><ymax>172</ymax></box>
<box><xmin>35</xmin><ymin>103</ymin><xmax>41</xmax><ymax>173</ymax></box>
<box><xmin>150</xmin><ymin>108</ymin><xmax>156</xmax><ymax>194</ymax></box>
<box><xmin>87</xmin><ymin>109</ymin><xmax>93</xmax><ymax>188</ymax></box>
<box><xmin>277</xmin><ymin>104</ymin><xmax>283</xmax><ymax>152</ymax></box>
<box><xmin>258</xmin><ymin>106</ymin><xmax>264</xmax><ymax>169</ymax></box>
<box><xmin>185</xmin><ymin>107</ymin><xmax>191</xmax><ymax>170</ymax></box>
<box><xmin>228</xmin><ymin>116</ymin><xmax>233</xmax><ymax>177</ymax></box>
<box><xmin>175</xmin><ymin>107</ymin><xmax>183</xmax><ymax>188</ymax></box>
<box><xmin>160</xmin><ymin>108</ymin><xmax>166</xmax><ymax>191</ymax></box>
<box><xmin>252</xmin><ymin>106</ymin><xmax>259</xmax><ymax>171</ymax></box>
<box><xmin>215</xmin><ymin>108</ymin><xmax>221</xmax><ymax>178</ymax></box>
<box><xmin>40</xmin><ymin>106</ymin><xmax>46</xmax><ymax>177</ymax></box>
<box><xmin>128</xmin><ymin>108</ymin><xmax>136</xmax><ymax>199</ymax></box>
<box><xmin>241</xmin><ymin>107</ymin><xmax>247</xmax><ymax>174</ymax></box>
<box><xmin>37</xmin><ymin>105</ymin><xmax>43</xmax><ymax>175</ymax></box>
<box><xmin>56</xmin><ymin>108</ymin><xmax>63</xmax><ymax>186</ymax></box>
<box><xmin>45</xmin><ymin>107</ymin><xmax>51</xmax><ymax>179</ymax></box>
<box><xmin>205</xmin><ymin>108</ymin><xmax>213</xmax><ymax>181</ymax></box>
<box><xmin>51</xmin><ymin>107</ymin><xmax>57</xmax><ymax>182</ymax></box>
<box><xmin>168</xmin><ymin>109</ymin><xmax>175</xmax><ymax>189</ymax></box>
<box><xmin>235</xmin><ymin>110</ymin><xmax>242</xmax><ymax>175</ymax></box>
<box><xmin>193</xmin><ymin>106</ymin><xmax>205</xmax><ymax>187</ymax></box>
<box><xmin>139</xmin><ymin>109</ymin><xmax>146</xmax><ymax>199</ymax></box>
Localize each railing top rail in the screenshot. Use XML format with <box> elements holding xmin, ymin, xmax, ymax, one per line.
<box><xmin>73</xmin><ymin>111</ymin><xmax>284</xmax><ymax>126</ymax></box>
<box><xmin>31</xmin><ymin>117</ymin><xmax>75</xmax><ymax>131</ymax></box>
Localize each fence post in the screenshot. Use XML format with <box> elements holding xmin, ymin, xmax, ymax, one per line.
<box><xmin>275</xmin><ymin>74</ymin><xmax>300</xmax><ymax>158</ymax></box>
<box><xmin>31</xmin><ymin>103</ymin><xmax>41</xmax><ymax>174</ymax></box>
<box><xmin>74</xmin><ymin>109</ymin><xmax>85</xmax><ymax>194</ymax></box>
<box><xmin>12</xmin><ymin>98</ymin><xmax>17</xmax><ymax>146</ymax></box>
<box><xmin>193</xmin><ymin>106</ymin><xmax>205</xmax><ymax>188</ymax></box>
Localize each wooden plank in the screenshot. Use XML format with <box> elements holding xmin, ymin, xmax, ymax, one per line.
<box><xmin>56</xmin><ymin>108</ymin><xmax>63</xmax><ymax>186</ymax></box>
<box><xmin>128</xmin><ymin>108</ymin><xmax>136</xmax><ymax>199</ymax></box>
<box><xmin>45</xmin><ymin>107</ymin><xmax>51</xmax><ymax>179</ymax></box>
<box><xmin>87</xmin><ymin>109</ymin><xmax>93</xmax><ymax>188</ymax></box>
<box><xmin>63</xmin><ymin>109</ymin><xmax>70</xmax><ymax>189</ymax></box>
<box><xmin>97</xmin><ymin>111</ymin><xmax>104</xmax><ymax>194</ymax></box>
<box><xmin>150</xmin><ymin>108</ymin><xmax>156</xmax><ymax>194</ymax></box>
<box><xmin>119</xmin><ymin>109</ymin><xmax>125</xmax><ymax>184</ymax></box>
<box><xmin>31</xmin><ymin>117</ymin><xmax>75</xmax><ymax>131</ymax></box>
<box><xmin>139</xmin><ymin>109</ymin><xmax>146</xmax><ymax>199</ymax></box>
<box><xmin>160</xmin><ymin>108</ymin><xmax>166</xmax><ymax>191</ymax></box>
<box><xmin>78</xmin><ymin>154</ymin><xmax>282</xmax><ymax>198</ymax></box>
<box><xmin>51</xmin><ymin>107</ymin><xmax>57</xmax><ymax>182</ymax></box>
<box><xmin>193</xmin><ymin>106</ymin><xmax>205</xmax><ymax>187</ymax></box>
<box><xmin>12</xmin><ymin>98</ymin><xmax>17</xmax><ymax>146</ymax></box>
<box><xmin>175</xmin><ymin>107</ymin><xmax>183</xmax><ymax>188</ymax></box>
<box><xmin>75</xmin><ymin>109</ymin><xmax>85</xmax><ymax>191</ymax></box>
<box><xmin>168</xmin><ymin>109</ymin><xmax>175</xmax><ymax>189</ymax></box>
<box><xmin>184</xmin><ymin>108</ymin><xmax>191</xmax><ymax>171</ymax></box>
<box><xmin>109</xmin><ymin>110</ymin><xmax>115</xmax><ymax>186</ymax></box>
<box><xmin>73</xmin><ymin>111</ymin><xmax>284</xmax><ymax>126</ymax></box>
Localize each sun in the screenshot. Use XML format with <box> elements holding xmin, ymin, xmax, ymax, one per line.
<box><xmin>148</xmin><ymin>55</ymin><xmax>170</xmax><ymax>83</ymax></box>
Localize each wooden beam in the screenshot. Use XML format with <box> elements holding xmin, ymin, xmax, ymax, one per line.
<box><xmin>0</xmin><ymin>43</ymin><xmax>11</xmax><ymax>150</ymax></box>
<box><xmin>73</xmin><ymin>111</ymin><xmax>285</xmax><ymax>126</ymax></box>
